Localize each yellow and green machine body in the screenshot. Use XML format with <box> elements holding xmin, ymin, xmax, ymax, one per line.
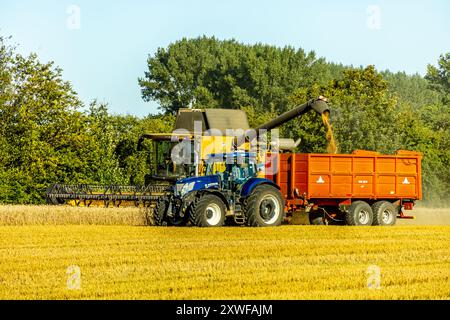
<box><xmin>46</xmin><ymin>97</ymin><xmax>329</xmax><ymax>208</ymax></box>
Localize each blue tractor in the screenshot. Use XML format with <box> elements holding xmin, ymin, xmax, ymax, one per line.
<box><xmin>153</xmin><ymin>152</ymin><xmax>285</xmax><ymax>227</ymax></box>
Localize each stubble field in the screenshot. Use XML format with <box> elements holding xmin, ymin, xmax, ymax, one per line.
<box><xmin>0</xmin><ymin>206</ymin><xmax>449</xmax><ymax>300</ymax></box>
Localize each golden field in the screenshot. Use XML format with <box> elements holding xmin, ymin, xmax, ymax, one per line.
<box><xmin>1</xmin><ymin>205</ymin><xmax>449</xmax><ymax>226</ymax></box>
<box><xmin>0</xmin><ymin>205</ymin><xmax>449</xmax><ymax>300</ymax></box>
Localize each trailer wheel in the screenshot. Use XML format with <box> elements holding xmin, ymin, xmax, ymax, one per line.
<box><xmin>372</xmin><ymin>201</ymin><xmax>397</xmax><ymax>226</ymax></box>
<box><xmin>346</xmin><ymin>201</ymin><xmax>373</xmax><ymax>226</ymax></box>
<box><xmin>244</xmin><ymin>185</ymin><xmax>285</xmax><ymax>227</ymax></box>
<box><xmin>153</xmin><ymin>198</ymin><xmax>168</xmax><ymax>226</ymax></box>
<box><xmin>189</xmin><ymin>194</ymin><xmax>226</xmax><ymax>227</ymax></box>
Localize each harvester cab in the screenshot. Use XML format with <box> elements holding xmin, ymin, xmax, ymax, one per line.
<box><xmin>137</xmin><ymin>107</ymin><xmax>253</xmax><ymax>182</ymax></box>
<box><xmin>137</xmin><ymin>132</ymin><xmax>196</xmax><ymax>183</ymax></box>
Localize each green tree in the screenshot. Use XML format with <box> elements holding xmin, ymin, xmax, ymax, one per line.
<box><xmin>382</xmin><ymin>71</ymin><xmax>442</xmax><ymax>110</ymax></box>
<box><xmin>377</xmin><ymin>54</ymin><xmax>449</xmax><ymax>205</ymax></box>
<box><xmin>285</xmin><ymin>66</ymin><xmax>399</xmax><ymax>154</ymax></box>
<box><xmin>425</xmin><ymin>53</ymin><xmax>450</xmax><ymax>103</ymax></box>
<box><xmin>2</xmin><ymin>33</ymin><xmax>448</xmax><ymax>206</ymax></box>
<box><xmin>421</xmin><ymin>53</ymin><xmax>449</xmax><ymax>205</ymax></box>
<box><xmin>0</xmin><ymin>46</ymin><xmax>86</xmax><ymax>203</ymax></box>
<box><xmin>139</xmin><ymin>36</ymin><xmax>344</xmax><ymax>114</ymax></box>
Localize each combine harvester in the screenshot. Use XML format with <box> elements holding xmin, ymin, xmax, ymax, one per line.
<box><xmin>46</xmin><ymin>107</ymin><xmax>254</xmax><ymax>208</ymax></box>
<box><xmin>47</xmin><ymin>97</ymin><xmax>422</xmax><ymax>226</ymax></box>
<box><xmin>46</xmin><ymin>97</ymin><xmax>327</xmax><ymax>208</ymax></box>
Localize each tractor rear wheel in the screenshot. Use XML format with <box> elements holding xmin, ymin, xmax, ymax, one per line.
<box><xmin>244</xmin><ymin>185</ymin><xmax>285</xmax><ymax>227</ymax></box>
<box><xmin>189</xmin><ymin>194</ymin><xmax>226</xmax><ymax>227</ymax></box>
<box><xmin>345</xmin><ymin>201</ymin><xmax>373</xmax><ymax>226</ymax></box>
<box><xmin>372</xmin><ymin>201</ymin><xmax>397</xmax><ymax>226</ymax></box>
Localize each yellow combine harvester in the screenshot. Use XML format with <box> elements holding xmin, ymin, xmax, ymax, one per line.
<box><xmin>46</xmin><ymin>97</ymin><xmax>329</xmax><ymax>207</ymax></box>
<box><xmin>46</xmin><ymin>108</ymin><xmax>253</xmax><ymax>207</ymax></box>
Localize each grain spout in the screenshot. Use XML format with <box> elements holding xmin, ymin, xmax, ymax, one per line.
<box><xmin>321</xmin><ymin>111</ymin><xmax>338</xmax><ymax>154</ymax></box>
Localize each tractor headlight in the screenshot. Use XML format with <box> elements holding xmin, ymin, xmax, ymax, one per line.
<box><xmin>180</xmin><ymin>181</ymin><xmax>195</xmax><ymax>196</ymax></box>
<box><xmin>175</xmin><ymin>183</ymin><xmax>184</xmax><ymax>196</ymax></box>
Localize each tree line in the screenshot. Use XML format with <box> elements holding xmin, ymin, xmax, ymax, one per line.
<box><xmin>0</xmin><ymin>35</ymin><xmax>448</xmax><ymax>205</ymax></box>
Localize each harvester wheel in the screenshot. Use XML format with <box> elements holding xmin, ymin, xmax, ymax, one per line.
<box><xmin>189</xmin><ymin>194</ymin><xmax>226</xmax><ymax>227</ymax></box>
<box><xmin>345</xmin><ymin>201</ymin><xmax>373</xmax><ymax>226</ymax></box>
<box><xmin>153</xmin><ymin>198</ymin><xmax>168</xmax><ymax>226</ymax></box>
<box><xmin>372</xmin><ymin>201</ymin><xmax>397</xmax><ymax>226</ymax></box>
<box><xmin>244</xmin><ymin>185</ymin><xmax>285</xmax><ymax>227</ymax></box>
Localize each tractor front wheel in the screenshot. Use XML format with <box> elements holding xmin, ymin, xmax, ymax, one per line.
<box><xmin>189</xmin><ymin>194</ymin><xmax>226</xmax><ymax>227</ymax></box>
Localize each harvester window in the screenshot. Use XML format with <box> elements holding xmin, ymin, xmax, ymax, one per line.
<box><xmin>153</xmin><ymin>140</ymin><xmax>194</xmax><ymax>177</ymax></box>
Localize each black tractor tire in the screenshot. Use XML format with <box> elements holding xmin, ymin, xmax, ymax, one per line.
<box><xmin>189</xmin><ymin>194</ymin><xmax>226</xmax><ymax>227</ymax></box>
<box><xmin>372</xmin><ymin>201</ymin><xmax>397</xmax><ymax>226</ymax></box>
<box><xmin>153</xmin><ymin>198</ymin><xmax>168</xmax><ymax>226</ymax></box>
<box><xmin>346</xmin><ymin>201</ymin><xmax>373</xmax><ymax>226</ymax></box>
<box><xmin>244</xmin><ymin>185</ymin><xmax>285</xmax><ymax>227</ymax></box>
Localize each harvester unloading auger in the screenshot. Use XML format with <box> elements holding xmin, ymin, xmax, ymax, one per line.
<box><xmin>46</xmin><ymin>97</ymin><xmax>330</xmax><ymax>208</ymax></box>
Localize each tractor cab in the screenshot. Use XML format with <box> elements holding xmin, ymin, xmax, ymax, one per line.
<box><xmin>205</xmin><ymin>152</ymin><xmax>258</xmax><ymax>191</ymax></box>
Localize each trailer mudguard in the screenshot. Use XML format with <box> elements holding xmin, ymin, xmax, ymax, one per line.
<box><xmin>240</xmin><ymin>178</ymin><xmax>280</xmax><ymax>198</ymax></box>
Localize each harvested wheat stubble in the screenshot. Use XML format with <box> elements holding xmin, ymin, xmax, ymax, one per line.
<box><xmin>1</xmin><ymin>206</ymin><xmax>449</xmax><ymax>226</ymax></box>
<box><xmin>0</xmin><ymin>224</ymin><xmax>449</xmax><ymax>300</ymax></box>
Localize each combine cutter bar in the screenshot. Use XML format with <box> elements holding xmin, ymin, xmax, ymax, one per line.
<box><xmin>46</xmin><ymin>184</ymin><xmax>169</xmax><ymax>208</ymax></box>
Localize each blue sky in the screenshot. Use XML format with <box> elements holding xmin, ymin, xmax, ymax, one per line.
<box><xmin>1</xmin><ymin>0</ymin><xmax>449</xmax><ymax>116</ymax></box>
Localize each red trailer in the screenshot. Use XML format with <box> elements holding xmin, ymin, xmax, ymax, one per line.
<box><xmin>266</xmin><ymin>150</ymin><xmax>422</xmax><ymax>226</ymax></box>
